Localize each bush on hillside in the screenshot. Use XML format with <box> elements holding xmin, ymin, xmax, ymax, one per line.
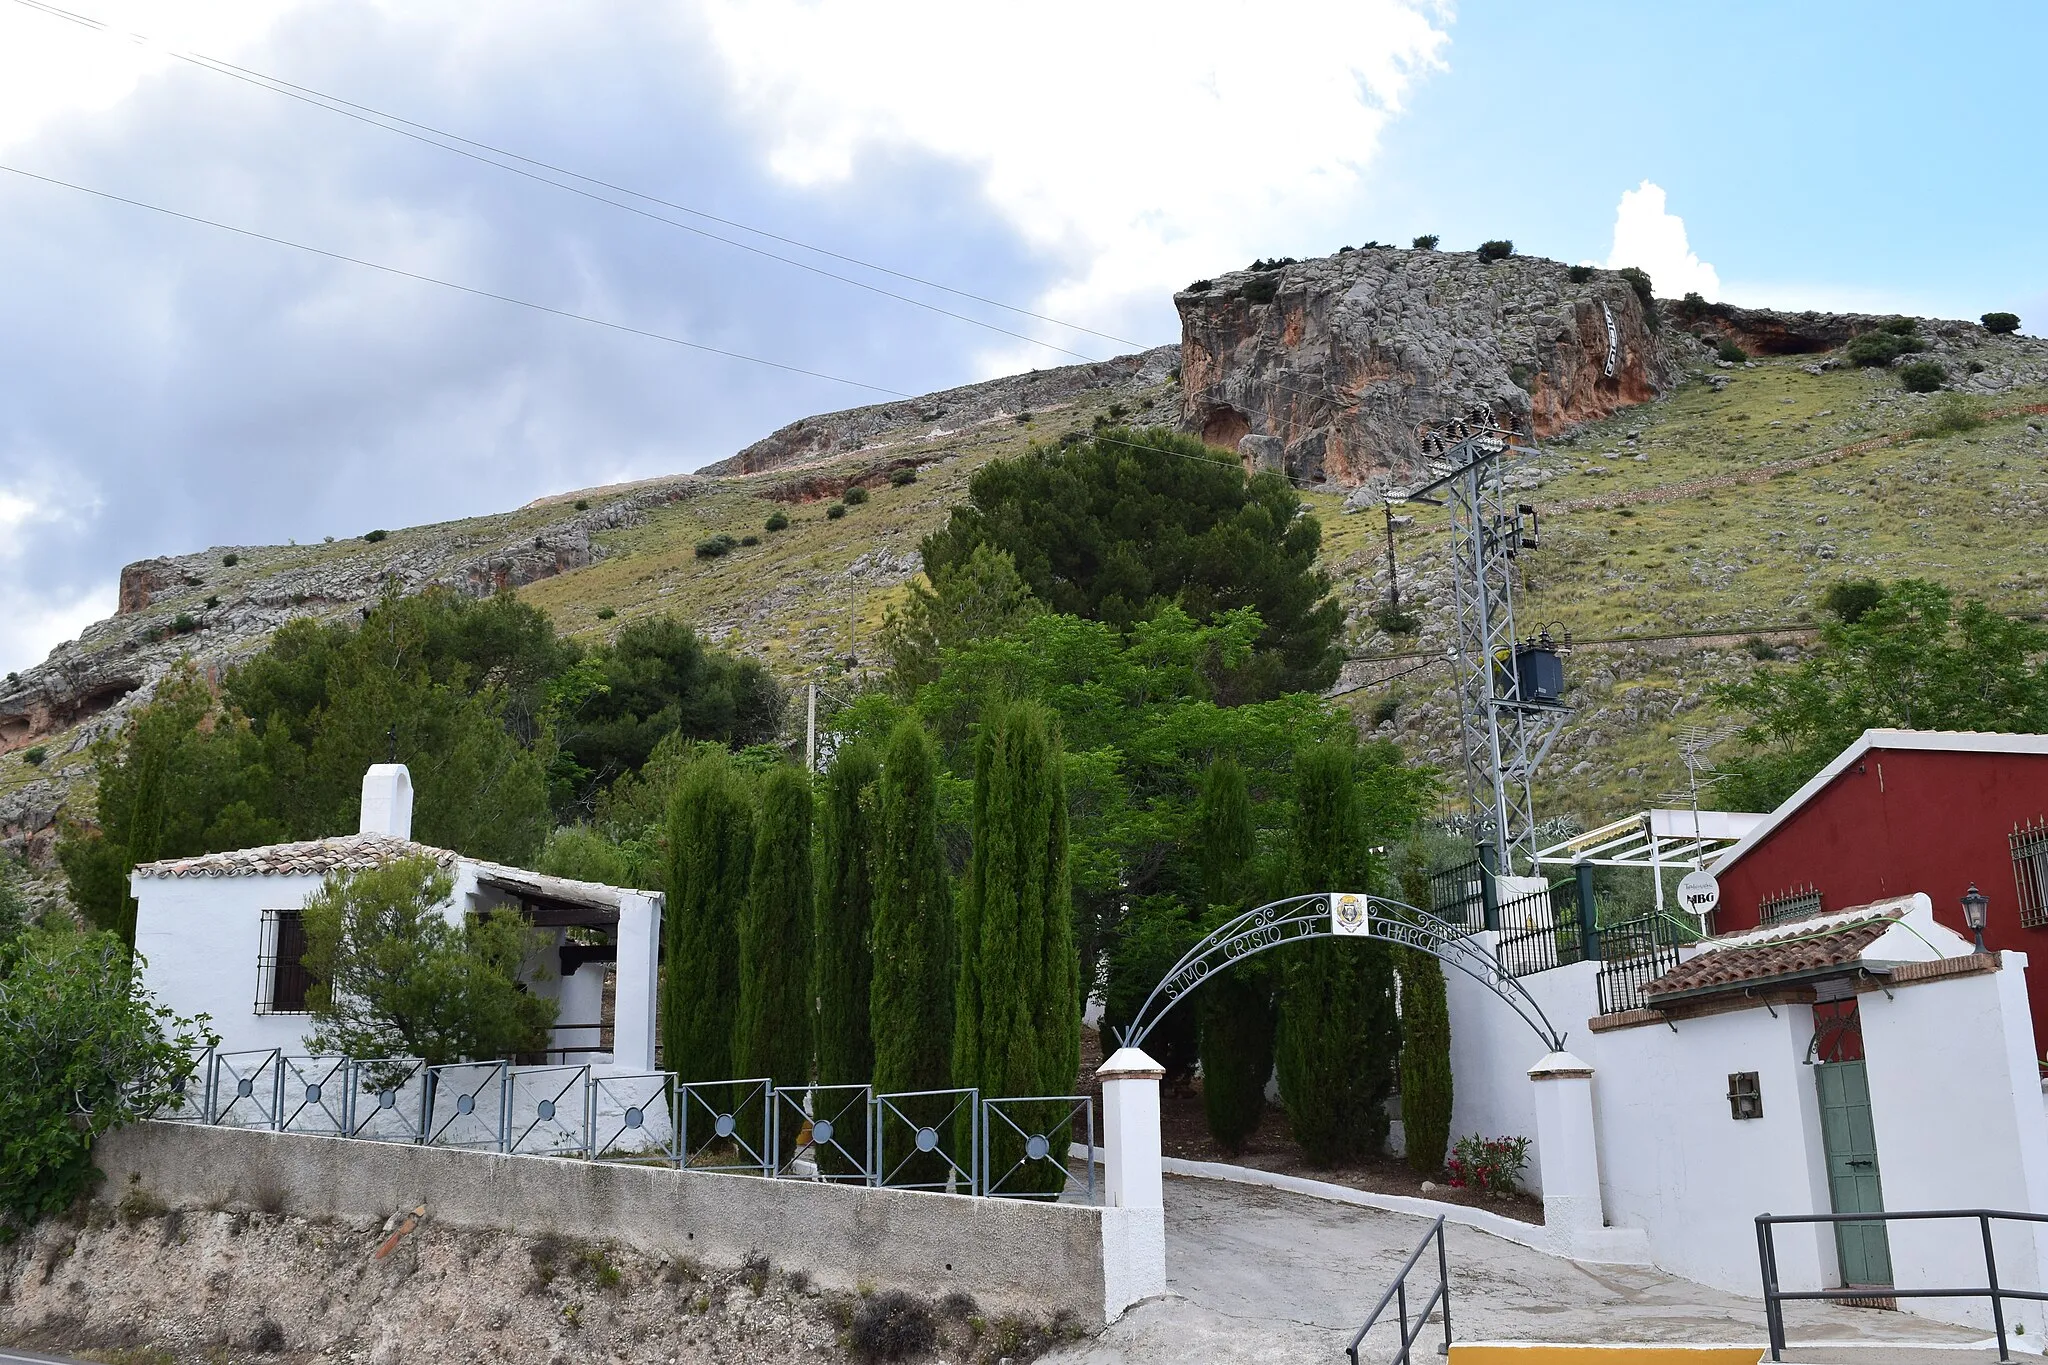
<box><xmin>843</xmin><ymin>485</ymin><xmax>869</xmax><ymax>506</ymax></box>
<box><xmin>1845</xmin><ymin>329</ymin><xmax>1922</xmax><ymax>367</ymax></box>
<box><xmin>1677</xmin><ymin>291</ymin><xmax>1710</xmax><ymax>321</ymax></box>
<box><xmin>1820</xmin><ymin>579</ymin><xmax>1884</xmax><ymax>625</ymax></box>
<box><xmin>574</xmin><ymin>499</ymin><xmax>589</xmax><ymax>510</ymax></box>
<box><xmin>1897</xmin><ymin>360</ymin><xmax>1947</xmax><ymax>393</ymax></box>
<box><xmin>1982</xmin><ymin>311</ymin><xmax>2020</xmax><ymax>335</ymax></box>
<box><xmin>1476</xmin><ymin>240</ymin><xmax>1514</xmax><ymax>263</ymax></box>
<box><xmin>1910</xmin><ymin>393</ymin><xmax>1985</xmax><ymax>439</ymax></box>
<box><xmin>739</xmin><ymin>535</ymin><xmax>759</xmax><ymax>547</ymax></box>
<box><xmin>1241</xmin><ymin>275</ymin><xmax>1280</xmax><ymax>305</ymax></box>
<box><xmin>595</xmin><ymin>606</ymin><xmax>616</xmax><ymax>620</ymax></box>
<box><xmin>694</xmin><ymin>534</ymin><xmax>739</xmax><ymax>558</ymax></box>
<box><xmin>1717</xmin><ymin>339</ymin><xmax>1748</xmax><ymax>364</ymax></box>
<box><xmin>22</xmin><ymin>746</ymin><xmax>45</xmax><ymax>766</ymax></box>
<box><xmin>221</xmin><ymin>553</ymin><xmax>239</xmax><ymax>567</ymax></box>
<box><xmin>1617</xmin><ymin>267</ymin><xmax>1659</xmax><ymax>329</ymax></box>
<box><xmin>826</xmin><ymin>502</ymin><xmax>847</xmax><ymax>520</ymax></box>
<box><xmin>764</xmin><ymin>510</ymin><xmax>789</xmax><ymax>532</ymax></box>
<box><xmin>890</xmin><ymin>466</ymin><xmax>918</xmax><ymax>486</ymax></box>
<box><xmin>363</xmin><ymin>529</ymin><xmax>388</xmax><ymax>543</ymax></box>
<box><xmin>1411</xmin><ymin>234</ymin><xmax>1439</xmax><ymax>250</ymax></box>
<box><xmin>1881</xmin><ymin>316</ymin><xmax>1918</xmax><ymax>336</ymax></box>
<box><xmin>1567</xmin><ymin>264</ymin><xmax>1594</xmax><ymax>284</ymax></box>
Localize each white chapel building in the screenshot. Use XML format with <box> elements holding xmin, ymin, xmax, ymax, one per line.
<box><xmin>129</xmin><ymin>763</ymin><xmax>663</xmax><ymax>1072</ymax></box>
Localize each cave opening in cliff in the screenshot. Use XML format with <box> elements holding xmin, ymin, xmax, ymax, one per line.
<box><xmin>1200</xmin><ymin>406</ymin><xmax>1250</xmax><ymax>450</ymax></box>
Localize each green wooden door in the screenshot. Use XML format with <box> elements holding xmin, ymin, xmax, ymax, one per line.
<box><xmin>1815</xmin><ymin>1061</ymin><xmax>1893</xmax><ymax>1287</ymax></box>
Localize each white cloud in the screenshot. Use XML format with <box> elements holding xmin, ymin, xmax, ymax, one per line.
<box><xmin>698</xmin><ymin>0</ymin><xmax>1451</xmax><ymax>362</ymax></box>
<box><xmin>0</xmin><ymin>579</ymin><xmax>118</xmax><ymax>676</ymax></box>
<box><xmin>1603</xmin><ymin>179</ymin><xmax>1719</xmax><ymax>300</ymax></box>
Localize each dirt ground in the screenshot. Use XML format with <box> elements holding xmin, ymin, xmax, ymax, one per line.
<box><xmin>0</xmin><ymin>1194</ymin><xmax>1078</xmax><ymax>1365</ymax></box>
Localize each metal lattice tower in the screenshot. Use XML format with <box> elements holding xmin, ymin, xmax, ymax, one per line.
<box><xmin>1403</xmin><ymin>409</ymin><xmax>1569</xmax><ymax>872</ymax></box>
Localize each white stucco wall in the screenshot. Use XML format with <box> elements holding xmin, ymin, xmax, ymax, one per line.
<box><xmin>134</xmin><ymin>872</ymin><xmax>332</xmax><ymax>1056</ymax></box>
<box><xmin>1860</xmin><ymin>951</ymin><xmax>2048</xmax><ymax>1335</ymax></box>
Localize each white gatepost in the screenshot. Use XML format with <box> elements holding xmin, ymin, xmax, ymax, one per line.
<box><xmin>1528</xmin><ymin>1050</ymin><xmax>1605</xmax><ymax>1244</ymax></box>
<box><xmin>610</xmin><ymin>891</ymin><xmax>662</xmax><ymax>1072</ymax></box>
<box><xmin>1097</xmin><ymin>1046</ymin><xmax>1168</xmax><ymax>1320</ymax></box>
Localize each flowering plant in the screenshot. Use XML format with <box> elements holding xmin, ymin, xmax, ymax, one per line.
<box><xmin>1445</xmin><ymin>1133</ymin><xmax>1531</xmax><ymax>1195</ymax></box>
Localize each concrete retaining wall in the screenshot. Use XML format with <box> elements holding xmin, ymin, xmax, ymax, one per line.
<box><xmin>96</xmin><ymin>1121</ymin><xmax>1114</xmax><ymax>1323</ymax></box>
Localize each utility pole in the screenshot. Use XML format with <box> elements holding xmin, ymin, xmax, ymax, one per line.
<box><xmin>1383</xmin><ymin>505</ymin><xmax>1401</xmax><ymax>615</ymax></box>
<box><xmin>805</xmin><ymin>680</ymin><xmax>818</xmax><ymax>773</ymax></box>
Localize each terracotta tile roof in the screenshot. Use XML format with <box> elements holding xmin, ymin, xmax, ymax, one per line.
<box><xmin>1642</xmin><ymin>907</ymin><xmax>1902</xmax><ymax>1001</ymax></box>
<box><xmin>133</xmin><ymin>834</ymin><xmax>457</xmax><ymax>880</ymax></box>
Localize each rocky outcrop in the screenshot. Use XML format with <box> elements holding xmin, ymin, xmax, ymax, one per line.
<box><xmin>702</xmin><ymin>345</ymin><xmax>1181</xmax><ymax>477</ymax></box>
<box><xmin>1176</xmin><ymin>248</ymin><xmax>1674</xmax><ymax>486</ymax></box>
<box><xmin>1666</xmin><ymin>299</ymin><xmax>1998</xmax><ymax>357</ymax></box>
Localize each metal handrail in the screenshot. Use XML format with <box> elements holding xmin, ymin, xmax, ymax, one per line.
<box><xmin>1757</xmin><ymin>1208</ymin><xmax>2048</xmax><ymax>1362</ymax></box>
<box><xmin>1347</xmin><ymin>1214</ymin><xmax>1451</xmax><ymax>1365</ymax></box>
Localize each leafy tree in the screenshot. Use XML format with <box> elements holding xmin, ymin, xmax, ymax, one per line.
<box><xmin>1717</xmin><ymin>580</ymin><xmax>2048</xmax><ymax>810</ymax></box>
<box><xmin>1898</xmin><ymin>359</ymin><xmax>1946</xmax><ymax>393</ymax></box>
<box><xmin>1411</xmin><ymin>234</ymin><xmax>1439</xmax><ymax>251</ymax></box>
<box><xmin>1274</xmin><ymin>740</ymin><xmax>1401</xmax><ymax>1166</ymax></box>
<box><xmin>879</xmin><ymin>544</ymin><xmax>1045</xmax><ymax>694</ymax></box>
<box><xmin>299</xmin><ymin>854</ymin><xmax>555</xmax><ymax>1065</ymax></box>
<box><xmin>955</xmin><ymin>703</ymin><xmax>1080</xmax><ymax>1183</ymax></box>
<box><xmin>1193</xmin><ymin>759</ymin><xmax>1275</xmax><ymax>1153</ymax></box>
<box><xmin>1476</xmin><ymin>240</ymin><xmax>1513</xmax><ymax>262</ymax></box>
<box><xmin>735</xmin><ymin>766</ymin><xmax>813</xmax><ymax>1132</ymax></box>
<box><xmin>661</xmin><ymin>754</ymin><xmax>755</xmax><ymax>1080</ymax></box>
<box><xmin>551</xmin><ymin>616</ymin><xmax>782</xmax><ymax>811</ymax></box>
<box><xmin>1616</xmin><ymin>267</ymin><xmax>1658</xmax><ymax>329</ymax></box>
<box><xmin>0</xmin><ymin>923</ymin><xmax>214</xmax><ymax>1241</ymax></box>
<box><xmin>870</xmin><ymin>721</ymin><xmax>955</xmax><ymax>1089</ymax></box>
<box><xmin>919</xmin><ymin>427</ymin><xmax>1344</xmax><ymax>698</ymax></box>
<box><xmin>533</xmin><ymin>824</ymin><xmax>635</xmax><ymax>887</ymax></box>
<box><xmin>1394</xmin><ymin>845</ymin><xmax>1452</xmax><ymax>1175</ymax></box>
<box><xmin>1983</xmin><ymin>312</ymin><xmax>2021</xmax><ymax>336</ymax></box>
<box><xmin>1821</xmin><ymin>579</ymin><xmax>1885</xmax><ymax>625</ymax></box>
<box><xmin>1845</xmin><ymin>328</ymin><xmax>1922</xmax><ymax>367</ymax></box>
<box><xmin>815</xmin><ymin>741</ymin><xmax>880</xmax><ymax>1089</ymax></box>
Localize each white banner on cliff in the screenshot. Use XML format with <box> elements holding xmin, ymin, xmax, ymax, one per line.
<box><xmin>1329</xmin><ymin>892</ymin><xmax>1371</xmax><ymax>935</ymax></box>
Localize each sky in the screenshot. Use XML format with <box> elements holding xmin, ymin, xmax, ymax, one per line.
<box><xmin>1</xmin><ymin>0</ymin><xmax>2042</xmax><ymax>676</ymax></box>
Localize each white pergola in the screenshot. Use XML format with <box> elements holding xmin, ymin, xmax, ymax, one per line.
<box><xmin>1533</xmin><ymin>809</ymin><xmax>1767</xmax><ymax>918</ymax></box>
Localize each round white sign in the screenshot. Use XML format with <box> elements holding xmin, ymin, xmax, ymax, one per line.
<box><xmin>1677</xmin><ymin>869</ymin><xmax>1721</xmax><ymax>917</ymax></box>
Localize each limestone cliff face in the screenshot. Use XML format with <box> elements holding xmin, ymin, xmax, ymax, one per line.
<box><xmin>1175</xmin><ymin>248</ymin><xmax>1675</xmax><ymax>486</ymax></box>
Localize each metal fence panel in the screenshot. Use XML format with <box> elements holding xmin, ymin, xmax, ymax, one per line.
<box><xmin>1494</xmin><ymin>883</ymin><xmax>1585</xmax><ymax>978</ymax></box>
<box><xmin>427</xmin><ymin>1061</ymin><xmax>509</xmax><ymax>1150</ymax></box>
<box><xmin>147</xmin><ymin>1046</ymin><xmax>214</xmax><ymax>1122</ymax></box>
<box><xmin>1428</xmin><ymin>858</ymin><xmax>1487</xmax><ymax>933</ymax></box>
<box><xmin>679</xmin><ymin>1078</ymin><xmax>771</xmax><ymax>1176</ymax></box>
<box><xmin>591</xmin><ymin>1071</ymin><xmax>678</xmax><ymax>1165</ymax></box>
<box><xmin>982</xmin><ymin>1095</ymin><xmax>1093</xmax><ymax>1203</ymax></box>
<box><xmin>874</xmin><ymin>1088</ymin><xmax>979</xmax><ymax>1194</ymax></box>
<box><xmin>347</xmin><ymin>1057</ymin><xmax>428</xmax><ymax>1143</ymax></box>
<box><xmin>1597</xmin><ymin>915</ymin><xmax>1685</xmax><ymax>1015</ymax></box>
<box><xmin>507</xmin><ymin>1065</ymin><xmax>591</xmax><ymax>1157</ymax></box>
<box><xmin>209</xmin><ymin>1049</ymin><xmax>283</xmax><ymax>1129</ymax></box>
<box><xmin>279</xmin><ymin>1055</ymin><xmax>350</xmax><ymax>1135</ymax></box>
<box><xmin>772</xmin><ymin>1084</ymin><xmax>872</xmax><ymax>1182</ymax></box>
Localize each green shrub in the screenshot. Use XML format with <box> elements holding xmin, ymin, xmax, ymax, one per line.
<box><xmin>1567</xmin><ymin>264</ymin><xmax>1593</xmax><ymax>284</ymax></box>
<box><xmin>1910</xmin><ymin>392</ymin><xmax>1985</xmax><ymax>438</ymax></box>
<box><xmin>595</xmin><ymin>606</ymin><xmax>616</xmax><ymax>620</ymax></box>
<box><xmin>1014</xmin><ymin>411</ymin><xmax>1034</xmax><ymax>424</ymax></box>
<box><xmin>1897</xmin><ymin>359</ymin><xmax>1947</xmax><ymax>393</ymax></box>
<box><xmin>170</xmin><ymin>613</ymin><xmax>199</xmax><ymax>635</ymax></box>
<box><xmin>843</xmin><ymin>485</ymin><xmax>869</xmax><ymax>506</ymax></box>
<box><xmin>1846</xmin><ymin>329</ymin><xmax>1918</xmax><ymax>367</ymax></box>
<box><xmin>694</xmin><ymin>534</ymin><xmax>739</xmax><ymax>558</ymax></box>
<box><xmin>849</xmin><ymin>1290</ymin><xmax>936</xmax><ymax>1361</ymax></box>
<box><xmin>1982</xmin><ymin>311</ymin><xmax>2021</xmax><ymax>335</ymax></box>
<box><xmin>890</xmin><ymin>467</ymin><xmax>918</xmax><ymax>486</ymax></box>
<box><xmin>1716</xmin><ymin>339</ymin><xmax>1748</xmax><ymax>364</ymax></box>
<box><xmin>1476</xmin><ymin>239</ymin><xmax>1513</xmax><ymax>263</ymax></box>
<box><xmin>1411</xmin><ymin>234</ymin><xmax>1439</xmax><ymax>251</ymax></box>
<box><xmin>1617</xmin><ymin>267</ymin><xmax>1658</xmax><ymax>329</ymax></box>
<box><xmin>221</xmin><ymin>553</ymin><xmax>239</xmax><ymax>567</ymax></box>
<box><xmin>1241</xmin><ymin>275</ymin><xmax>1280</xmax><ymax>305</ymax></box>
<box><xmin>1446</xmin><ymin>1133</ymin><xmax>1530</xmax><ymax>1194</ymax></box>
<box><xmin>826</xmin><ymin>503</ymin><xmax>847</xmax><ymax>520</ymax></box>
<box><xmin>1372</xmin><ymin>604</ymin><xmax>1420</xmax><ymax>636</ymax></box>
<box><xmin>22</xmin><ymin>746</ymin><xmax>45</xmax><ymax>766</ymax></box>
<box><xmin>765</xmin><ymin>510</ymin><xmax>790</xmax><ymax>532</ymax></box>
<box><xmin>573</xmin><ymin>499</ymin><xmax>589</xmax><ymax>511</ymax></box>
<box><xmin>1881</xmin><ymin>316</ymin><xmax>1918</xmax><ymax>336</ymax></box>
<box><xmin>1743</xmin><ymin>636</ymin><xmax>1778</xmax><ymax>661</ymax></box>
<box><xmin>1183</xmin><ymin>279</ymin><xmax>1212</xmax><ymax>293</ymax></box>
<box><xmin>363</xmin><ymin>529</ymin><xmax>388</xmax><ymax>543</ymax></box>
<box><xmin>203</xmin><ymin>596</ymin><xmax>219</xmax><ymax>610</ymax></box>
<box><xmin>1820</xmin><ymin>579</ymin><xmax>1884</xmax><ymax>625</ymax></box>
<box><xmin>1677</xmin><ymin>291</ymin><xmax>1710</xmax><ymax>321</ymax></box>
<box><xmin>1248</xmin><ymin>257</ymin><xmax>1297</xmax><ymax>272</ymax></box>
<box><xmin>1398</xmin><ymin>948</ymin><xmax>1452</xmax><ymax>1176</ymax></box>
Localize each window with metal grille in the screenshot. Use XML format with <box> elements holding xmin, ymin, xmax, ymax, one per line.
<box><xmin>256</xmin><ymin>909</ymin><xmax>312</xmax><ymax>1014</ymax></box>
<box><xmin>2014</xmin><ymin>820</ymin><xmax>2048</xmax><ymax>928</ymax></box>
<box><xmin>1727</xmin><ymin>1072</ymin><xmax>1763</xmax><ymax>1120</ymax></box>
<box><xmin>1758</xmin><ymin>885</ymin><xmax>1823</xmax><ymax>925</ymax></box>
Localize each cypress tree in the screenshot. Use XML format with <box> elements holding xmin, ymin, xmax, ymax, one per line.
<box><xmin>1274</xmin><ymin>740</ymin><xmax>1400</xmax><ymax>1166</ymax></box>
<box><xmin>735</xmin><ymin>765</ymin><xmax>814</xmax><ymax>1106</ymax></box>
<box><xmin>870</xmin><ymin>720</ymin><xmax>955</xmax><ymax>1096</ymax></box>
<box><xmin>1395</xmin><ymin>857</ymin><xmax>1453</xmax><ymax>1175</ymax></box>
<box><xmin>815</xmin><ymin>741</ymin><xmax>880</xmax><ymax>1089</ymax></box>
<box><xmin>955</xmin><ymin>702</ymin><xmax>1080</xmax><ymax>1193</ymax></box>
<box><xmin>1194</xmin><ymin>759</ymin><xmax>1274</xmax><ymax>1154</ymax></box>
<box><xmin>660</xmin><ymin>755</ymin><xmax>755</xmax><ymax>1082</ymax></box>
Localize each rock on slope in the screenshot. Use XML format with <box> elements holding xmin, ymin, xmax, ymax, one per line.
<box><xmin>1175</xmin><ymin>248</ymin><xmax>1674</xmax><ymax>487</ymax></box>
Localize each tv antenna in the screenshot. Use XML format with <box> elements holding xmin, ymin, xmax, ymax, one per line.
<box><xmin>1400</xmin><ymin>407</ymin><xmax>1570</xmax><ymax>873</ymax></box>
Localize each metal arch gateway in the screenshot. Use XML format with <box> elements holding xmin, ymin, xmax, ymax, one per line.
<box><xmin>1115</xmin><ymin>893</ymin><xmax>1569</xmax><ymax>1054</ymax></box>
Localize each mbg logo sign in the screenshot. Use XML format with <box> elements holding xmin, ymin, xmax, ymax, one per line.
<box><xmin>1677</xmin><ymin>869</ymin><xmax>1720</xmax><ymax>917</ymax></box>
<box><xmin>1330</xmin><ymin>892</ymin><xmax>1371</xmax><ymax>935</ymax></box>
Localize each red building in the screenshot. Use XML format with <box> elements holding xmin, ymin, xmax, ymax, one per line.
<box><xmin>1709</xmin><ymin>729</ymin><xmax>2048</xmax><ymax>1044</ymax></box>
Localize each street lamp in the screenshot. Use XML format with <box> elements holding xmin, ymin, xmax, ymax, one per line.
<box><xmin>1961</xmin><ymin>884</ymin><xmax>1990</xmax><ymax>953</ymax></box>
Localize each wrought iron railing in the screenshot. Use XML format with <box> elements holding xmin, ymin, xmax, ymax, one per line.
<box><xmin>1428</xmin><ymin>859</ymin><xmax>1487</xmax><ymax>933</ymax></box>
<box><xmin>145</xmin><ymin>1047</ymin><xmax>1091</xmax><ymax>1202</ymax></box>
<box><xmin>1347</xmin><ymin>1214</ymin><xmax>1451</xmax><ymax>1365</ymax></box>
<box><xmin>1596</xmin><ymin>914</ymin><xmax>1686</xmax><ymax>1014</ymax></box>
<box><xmin>1493</xmin><ymin>882</ymin><xmax>1585</xmax><ymax>978</ymax></box>
<box><xmin>1758</xmin><ymin>1209</ymin><xmax>2048</xmax><ymax>1362</ymax></box>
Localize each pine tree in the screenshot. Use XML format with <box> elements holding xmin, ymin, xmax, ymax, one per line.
<box><xmin>870</xmin><ymin>722</ymin><xmax>954</xmax><ymax>1096</ymax></box>
<box><xmin>735</xmin><ymin>765</ymin><xmax>814</xmax><ymax>1108</ymax></box>
<box><xmin>660</xmin><ymin>755</ymin><xmax>755</xmax><ymax>1083</ymax></box>
<box><xmin>1193</xmin><ymin>759</ymin><xmax>1274</xmax><ymax>1154</ymax></box>
<box><xmin>955</xmin><ymin>703</ymin><xmax>1080</xmax><ymax>1192</ymax></box>
<box><xmin>815</xmin><ymin>741</ymin><xmax>880</xmax><ymax>1088</ymax></box>
<box><xmin>1274</xmin><ymin>740</ymin><xmax>1400</xmax><ymax>1166</ymax></box>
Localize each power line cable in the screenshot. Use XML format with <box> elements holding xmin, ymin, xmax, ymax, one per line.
<box><xmin>0</xmin><ymin>161</ymin><xmax>911</xmax><ymax>397</ymax></box>
<box><xmin>12</xmin><ymin>0</ymin><xmax>1140</xmax><ymax>364</ymax></box>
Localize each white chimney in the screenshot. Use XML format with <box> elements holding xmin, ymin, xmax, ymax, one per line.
<box><xmin>359</xmin><ymin>763</ymin><xmax>414</xmax><ymax>839</ymax></box>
